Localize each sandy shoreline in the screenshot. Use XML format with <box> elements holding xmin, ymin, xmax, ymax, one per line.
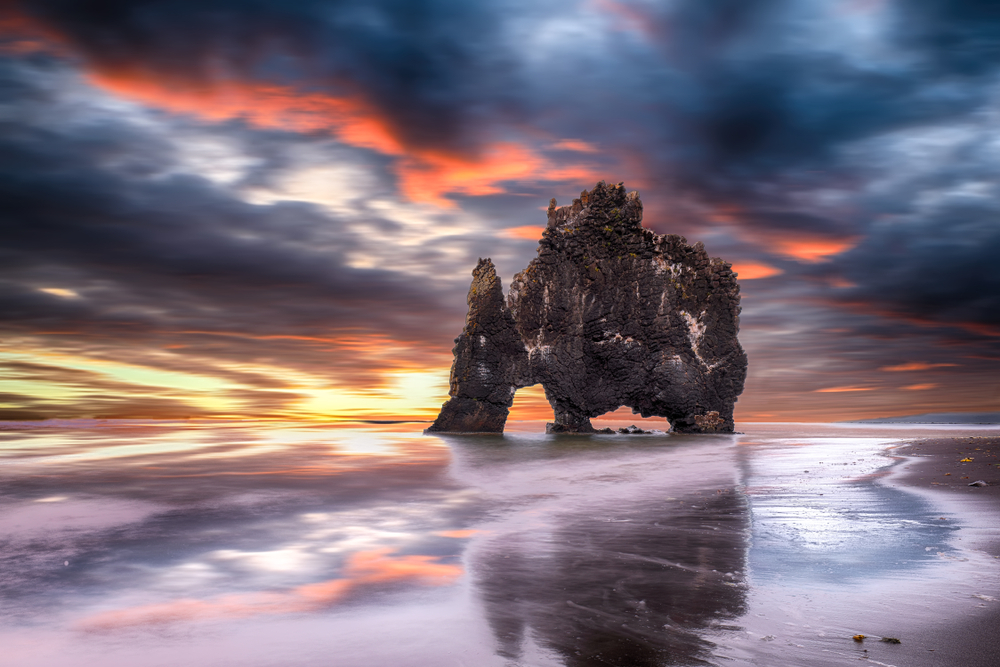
<box><xmin>893</xmin><ymin>435</ymin><xmax>1000</xmax><ymax>556</ymax></box>
<box><xmin>881</xmin><ymin>436</ymin><xmax>1000</xmax><ymax>667</ymax></box>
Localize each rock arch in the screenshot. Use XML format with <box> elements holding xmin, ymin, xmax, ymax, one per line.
<box><xmin>427</xmin><ymin>182</ymin><xmax>746</xmax><ymax>434</ymax></box>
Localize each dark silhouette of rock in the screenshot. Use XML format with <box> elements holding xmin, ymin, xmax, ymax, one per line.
<box><xmin>428</xmin><ymin>259</ymin><xmax>529</xmax><ymax>433</ymax></box>
<box><xmin>427</xmin><ymin>181</ymin><xmax>747</xmax><ymax>434</ymax></box>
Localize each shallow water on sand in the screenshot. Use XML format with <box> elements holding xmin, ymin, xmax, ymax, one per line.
<box><xmin>0</xmin><ymin>421</ymin><xmax>998</xmax><ymax>666</ymax></box>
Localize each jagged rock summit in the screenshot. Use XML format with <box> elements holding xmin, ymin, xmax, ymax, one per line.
<box><xmin>427</xmin><ymin>181</ymin><xmax>747</xmax><ymax>434</ymax></box>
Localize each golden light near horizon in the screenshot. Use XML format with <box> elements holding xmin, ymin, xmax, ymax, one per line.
<box><xmin>0</xmin><ymin>343</ymin><xmax>455</xmax><ymax>421</ymax></box>
<box><xmin>299</xmin><ymin>369</ymin><xmax>450</xmax><ymax>420</ymax></box>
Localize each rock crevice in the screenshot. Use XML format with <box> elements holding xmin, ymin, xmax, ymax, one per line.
<box><xmin>427</xmin><ymin>181</ymin><xmax>747</xmax><ymax>434</ymax></box>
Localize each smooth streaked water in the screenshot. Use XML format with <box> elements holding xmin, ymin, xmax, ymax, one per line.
<box><xmin>0</xmin><ymin>421</ymin><xmax>998</xmax><ymax>666</ymax></box>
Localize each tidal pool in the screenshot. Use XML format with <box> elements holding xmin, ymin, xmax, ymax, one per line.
<box><xmin>0</xmin><ymin>421</ymin><xmax>997</xmax><ymax>666</ymax></box>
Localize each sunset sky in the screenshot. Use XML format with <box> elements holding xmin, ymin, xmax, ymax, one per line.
<box><xmin>1</xmin><ymin>0</ymin><xmax>998</xmax><ymax>423</ymax></box>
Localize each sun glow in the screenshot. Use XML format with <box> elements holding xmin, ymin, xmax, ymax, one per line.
<box><xmin>298</xmin><ymin>369</ymin><xmax>450</xmax><ymax>421</ymax></box>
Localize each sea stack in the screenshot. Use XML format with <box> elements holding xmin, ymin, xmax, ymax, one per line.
<box><xmin>427</xmin><ymin>181</ymin><xmax>747</xmax><ymax>434</ymax></box>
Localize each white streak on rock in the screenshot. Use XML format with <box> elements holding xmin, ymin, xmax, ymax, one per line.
<box><xmin>680</xmin><ymin>310</ymin><xmax>718</xmax><ymax>370</ymax></box>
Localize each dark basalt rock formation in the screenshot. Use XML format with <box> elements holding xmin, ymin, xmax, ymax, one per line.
<box><xmin>427</xmin><ymin>181</ymin><xmax>747</xmax><ymax>434</ymax></box>
<box><xmin>428</xmin><ymin>260</ymin><xmax>530</xmax><ymax>433</ymax></box>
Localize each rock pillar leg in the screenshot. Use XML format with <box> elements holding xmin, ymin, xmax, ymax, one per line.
<box><xmin>426</xmin><ymin>259</ymin><xmax>529</xmax><ymax>434</ymax></box>
<box><xmin>429</xmin><ymin>396</ymin><xmax>513</xmax><ymax>433</ymax></box>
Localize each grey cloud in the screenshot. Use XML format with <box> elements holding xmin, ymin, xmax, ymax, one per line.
<box><xmin>0</xmin><ymin>58</ymin><xmax>462</xmax><ymax>347</ymax></box>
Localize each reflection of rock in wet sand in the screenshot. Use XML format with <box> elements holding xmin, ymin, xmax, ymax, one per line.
<box><xmin>475</xmin><ymin>489</ymin><xmax>748</xmax><ymax>666</ymax></box>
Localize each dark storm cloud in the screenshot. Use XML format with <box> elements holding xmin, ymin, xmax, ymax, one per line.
<box><xmin>0</xmin><ymin>57</ymin><xmax>461</xmax><ymax>364</ymax></box>
<box><xmin>9</xmin><ymin>0</ymin><xmax>1000</xmax><ymax>169</ymax></box>
<box><xmin>603</xmin><ymin>0</ymin><xmax>1000</xmax><ymax>341</ymax></box>
<box><xmin>896</xmin><ymin>0</ymin><xmax>1000</xmax><ymax>75</ymax></box>
<box><xmin>836</xmin><ymin>200</ymin><xmax>1000</xmax><ymax>331</ymax></box>
<box><xmin>11</xmin><ymin>0</ymin><xmax>520</xmax><ymax>153</ymax></box>
<box><xmin>12</xmin><ymin>0</ymin><xmax>998</xmax><ymax>207</ymax></box>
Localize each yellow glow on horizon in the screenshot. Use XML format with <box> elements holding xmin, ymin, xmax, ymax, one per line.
<box><xmin>0</xmin><ymin>331</ymin><xmax>462</xmax><ymax>421</ymax></box>
<box><xmin>298</xmin><ymin>369</ymin><xmax>449</xmax><ymax>419</ymax></box>
<box><xmin>0</xmin><ymin>349</ymin><xmax>237</xmax><ymax>413</ymax></box>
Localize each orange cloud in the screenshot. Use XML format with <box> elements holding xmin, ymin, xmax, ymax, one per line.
<box><xmin>89</xmin><ymin>70</ymin><xmax>601</xmax><ymax>207</ymax></box>
<box><xmin>173</xmin><ymin>330</ymin><xmax>444</xmax><ymax>359</ymax></box>
<box><xmin>395</xmin><ymin>145</ymin><xmax>600</xmax><ymax>208</ymax></box>
<box><xmin>880</xmin><ymin>362</ymin><xmax>958</xmax><ymax>372</ymax></box>
<box><xmin>503</xmin><ymin>225</ymin><xmax>546</xmax><ymax>241</ymax></box>
<box><xmin>730</xmin><ymin>262</ymin><xmax>782</xmax><ymax>280</ymax></box>
<box><xmin>814</xmin><ymin>386</ymin><xmax>874</xmax><ymax>393</ymax></box>
<box><xmin>705</xmin><ymin>204</ymin><xmax>858</xmax><ymax>263</ymax></box>
<box><xmin>548</xmin><ymin>139</ymin><xmax>599</xmax><ymax>153</ymax></box>
<box><xmin>771</xmin><ymin>238</ymin><xmax>858</xmax><ymax>262</ymax></box>
<box><xmin>76</xmin><ymin>548</ymin><xmax>462</xmax><ymax>631</ymax></box>
<box><xmin>903</xmin><ymin>383</ymin><xmax>938</xmax><ymax>391</ymax></box>
<box><xmin>828</xmin><ymin>277</ymin><xmax>857</xmax><ymax>288</ymax></box>
<box><xmin>89</xmin><ymin>71</ymin><xmax>405</xmax><ymax>155</ymax></box>
<box><xmin>435</xmin><ymin>529</ymin><xmax>482</xmax><ymax>538</ymax></box>
<box><xmin>960</xmin><ymin>322</ymin><xmax>1000</xmax><ymax>338</ymax></box>
<box><xmin>0</xmin><ymin>10</ymin><xmax>604</xmax><ymax>207</ymax></box>
<box><xmin>0</xmin><ymin>10</ymin><xmax>66</xmax><ymax>55</ymax></box>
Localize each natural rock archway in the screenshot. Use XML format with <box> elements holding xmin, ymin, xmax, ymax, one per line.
<box><xmin>427</xmin><ymin>181</ymin><xmax>747</xmax><ymax>434</ymax></box>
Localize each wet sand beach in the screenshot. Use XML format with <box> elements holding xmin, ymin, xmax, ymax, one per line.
<box><xmin>893</xmin><ymin>436</ymin><xmax>1000</xmax><ymax>554</ymax></box>
<box><xmin>874</xmin><ymin>436</ymin><xmax>1000</xmax><ymax>667</ymax></box>
<box><xmin>0</xmin><ymin>421</ymin><xmax>998</xmax><ymax>666</ymax></box>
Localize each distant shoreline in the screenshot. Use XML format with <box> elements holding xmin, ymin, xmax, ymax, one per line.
<box><xmin>849</xmin><ymin>421</ymin><xmax>1000</xmax><ymax>425</ymax></box>
<box><xmin>845</xmin><ymin>411</ymin><xmax>1000</xmax><ymax>425</ymax></box>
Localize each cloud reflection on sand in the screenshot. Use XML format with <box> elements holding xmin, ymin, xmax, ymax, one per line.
<box><xmin>0</xmin><ymin>422</ymin><xmax>477</xmax><ymax>629</ymax></box>
<box><xmin>76</xmin><ymin>547</ymin><xmax>462</xmax><ymax>631</ymax></box>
